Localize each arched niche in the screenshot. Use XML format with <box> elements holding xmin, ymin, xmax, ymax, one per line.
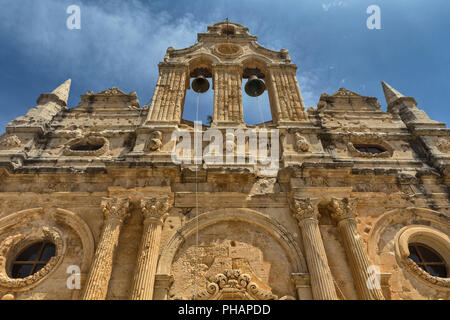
<box><xmin>157</xmin><ymin>208</ymin><xmax>307</xmax><ymax>299</ymax></box>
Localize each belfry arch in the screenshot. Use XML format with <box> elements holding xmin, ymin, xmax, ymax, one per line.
<box><xmin>145</xmin><ymin>21</ymin><xmax>308</xmax><ymax>127</ymax></box>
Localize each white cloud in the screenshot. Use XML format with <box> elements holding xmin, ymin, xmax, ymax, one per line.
<box><xmin>0</xmin><ymin>0</ymin><xmax>208</xmax><ymax>103</ymax></box>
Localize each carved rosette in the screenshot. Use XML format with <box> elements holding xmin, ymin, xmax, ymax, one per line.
<box><xmin>101</xmin><ymin>197</ymin><xmax>130</xmax><ymax>223</ymax></box>
<box><xmin>140</xmin><ymin>197</ymin><xmax>170</xmax><ymax>225</ymax></box>
<box><xmin>328</xmin><ymin>197</ymin><xmax>357</xmax><ymax>223</ymax></box>
<box><xmin>291</xmin><ymin>198</ymin><xmax>319</xmax><ymax>223</ymax></box>
<box><xmin>192</xmin><ymin>269</ymin><xmax>278</xmax><ymax>300</ymax></box>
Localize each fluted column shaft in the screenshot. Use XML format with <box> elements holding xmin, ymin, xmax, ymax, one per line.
<box><xmin>267</xmin><ymin>66</ymin><xmax>305</xmax><ymax>122</ymax></box>
<box><xmin>130</xmin><ymin>198</ymin><xmax>170</xmax><ymax>300</ymax></box>
<box><xmin>291</xmin><ymin>198</ymin><xmax>338</xmax><ymax>300</ymax></box>
<box><xmin>329</xmin><ymin>198</ymin><xmax>384</xmax><ymax>300</ymax></box>
<box><xmin>82</xmin><ymin>198</ymin><xmax>130</xmax><ymax>300</ymax></box>
<box><xmin>212</xmin><ymin>64</ymin><xmax>243</xmax><ymax>124</ymax></box>
<box><xmin>147</xmin><ymin>63</ymin><xmax>187</xmax><ymax>123</ymax></box>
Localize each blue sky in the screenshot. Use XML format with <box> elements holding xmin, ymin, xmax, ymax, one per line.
<box><xmin>1</xmin><ymin>0</ymin><xmax>449</xmax><ymax>130</ymax></box>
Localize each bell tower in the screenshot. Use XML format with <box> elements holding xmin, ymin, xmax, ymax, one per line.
<box><xmin>145</xmin><ymin>21</ymin><xmax>307</xmax><ymax>127</ymax></box>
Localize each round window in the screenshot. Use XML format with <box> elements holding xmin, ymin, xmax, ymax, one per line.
<box><xmin>10</xmin><ymin>241</ymin><xmax>56</xmax><ymax>279</ymax></box>
<box><xmin>408</xmin><ymin>243</ymin><xmax>448</xmax><ymax>278</ymax></box>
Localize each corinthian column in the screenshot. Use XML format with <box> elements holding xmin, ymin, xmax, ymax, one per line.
<box><xmin>130</xmin><ymin>197</ymin><xmax>171</xmax><ymax>300</ymax></box>
<box><xmin>82</xmin><ymin>197</ymin><xmax>130</xmax><ymax>300</ymax></box>
<box><xmin>328</xmin><ymin>198</ymin><xmax>384</xmax><ymax>300</ymax></box>
<box><xmin>291</xmin><ymin>198</ymin><xmax>338</xmax><ymax>300</ymax></box>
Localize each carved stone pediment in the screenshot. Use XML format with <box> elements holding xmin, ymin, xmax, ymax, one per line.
<box><xmin>318</xmin><ymin>88</ymin><xmax>381</xmax><ymax>110</ymax></box>
<box><xmin>79</xmin><ymin>87</ymin><xmax>140</xmax><ymax>108</ymax></box>
<box><xmin>192</xmin><ymin>269</ymin><xmax>278</xmax><ymax>300</ymax></box>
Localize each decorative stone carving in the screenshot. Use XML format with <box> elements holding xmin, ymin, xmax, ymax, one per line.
<box><xmin>192</xmin><ymin>269</ymin><xmax>278</xmax><ymax>300</ymax></box>
<box><xmin>0</xmin><ymin>227</ymin><xmax>65</xmax><ymax>290</ymax></box>
<box><xmin>148</xmin><ymin>131</ymin><xmax>163</xmax><ymax>151</ymax></box>
<box><xmin>101</xmin><ymin>197</ymin><xmax>130</xmax><ymax>222</ymax></box>
<box><xmin>328</xmin><ymin>197</ymin><xmax>357</xmax><ymax>222</ymax></box>
<box><xmin>293</xmin><ymin>132</ymin><xmax>310</xmax><ymax>153</ymax></box>
<box><xmin>0</xmin><ymin>135</ymin><xmax>21</xmax><ymax>148</ymax></box>
<box><xmin>436</xmin><ymin>138</ymin><xmax>450</xmax><ymax>154</ymax></box>
<box><xmin>140</xmin><ymin>197</ymin><xmax>170</xmax><ymax>224</ymax></box>
<box><xmin>394</xmin><ymin>225</ymin><xmax>450</xmax><ymax>290</ymax></box>
<box><xmin>213</xmin><ymin>43</ymin><xmax>243</xmax><ymax>58</ymax></box>
<box><xmin>290</xmin><ymin>197</ymin><xmax>318</xmax><ymax>221</ymax></box>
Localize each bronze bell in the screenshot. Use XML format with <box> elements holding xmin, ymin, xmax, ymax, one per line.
<box><xmin>192</xmin><ymin>75</ymin><xmax>210</xmax><ymax>93</ymax></box>
<box><xmin>245</xmin><ymin>75</ymin><xmax>266</xmax><ymax>97</ymax></box>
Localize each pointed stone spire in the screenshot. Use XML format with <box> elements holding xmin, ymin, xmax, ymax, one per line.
<box><xmin>51</xmin><ymin>78</ymin><xmax>71</xmax><ymax>105</ymax></box>
<box><xmin>36</xmin><ymin>78</ymin><xmax>71</xmax><ymax>107</ymax></box>
<box><xmin>381</xmin><ymin>81</ymin><xmax>405</xmax><ymax>106</ymax></box>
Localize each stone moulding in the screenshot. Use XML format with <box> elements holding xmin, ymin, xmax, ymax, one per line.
<box><xmin>394</xmin><ymin>225</ymin><xmax>450</xmax><ymax>291</ymax></box>
<box><xmin>63</xmin><ymin>136</ymin><xmax>109</xmax><ymax>156</ymax></box>
<box><xmin>0</xmin><ymin>227</ymin><xmax>65</xmax><ymax>291</ymax></box>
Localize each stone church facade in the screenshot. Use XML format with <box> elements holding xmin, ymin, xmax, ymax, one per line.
<box><xmin>0</xmin><ymin>22</ymin><xmax>449</xmax><ymax>300</ymax></box>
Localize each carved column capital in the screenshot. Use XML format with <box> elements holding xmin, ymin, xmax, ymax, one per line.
<box><xmin>328</xmin><ymin>197</ymin><xmax>357</xmax><ymax>223</ymax></box>
<box><xmin>101</xmin><ymin>197</ymin><xmax>130</xmax><ymax>222</ymax></box>
<box><xmin>290</xmin><ymin>198</ymin><xmax>320</xmax><ymax>222</ymax></box>
<box><xmin>140</xmin><ymin>197</ymin><xmax>171</xmax><ymax>224</ymax></box>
